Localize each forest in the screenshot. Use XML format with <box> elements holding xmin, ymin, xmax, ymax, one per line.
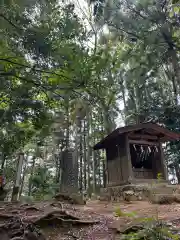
<box><xmin>0</xmin><ymin>0</ymin><xmax>180</xmax><ymax>203</ymax></box>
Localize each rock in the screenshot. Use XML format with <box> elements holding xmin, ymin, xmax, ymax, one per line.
<box><xmin>97</xmin><ymin>196</ymin><xmax>100</xmax><ymax>200</ymax></box>
<box><xmin>124</xmin><ymin>190</ymin><xmax>134</xmax><ymax>195</ymax></box>
<box><xmin>174</xmin><ymin>194</ymin><xmax>180</xmax><ymax>203</ymax></box>
<box><xmin>122</xmin><ymin>190</ymin><xmax>135</xmax><ymax>202</ymax></box>
<box><xmin>0</xmin><ymin>189</ymin><xmax>8</xmax><ymax>201</ymax></box>
<box><xmin>150</xmin><ymin>194</ymin><xmax>175</xmax><ymax>204</ymax></box>
<box><xmin>91</xmin><ymin>193</ymin><xmax>97</xmax><ymax>200</ymax></box>
<box><xmin>54</xmin><ymin>192</ymin><xmax>85</xmax><ymax>205</ymax></box>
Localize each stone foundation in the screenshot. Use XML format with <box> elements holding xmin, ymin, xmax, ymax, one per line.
<box><xmin>99</xmin><ymin>183</ymin><xmax>180</xmax><ymax>202</ymax></box>
<box><xmin>100</xmin><ymin>184</ymin><xmax>149</xmax><ymax>201</ymax></box>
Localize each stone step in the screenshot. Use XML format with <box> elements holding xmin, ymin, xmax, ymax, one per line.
<box><xmin>99</xmin><ymin>184</ymin><xmax>180</xmax><ymax>202</ymax></box>
<box><xmin>150</xmin><ymin>193</ymin><xmax>180</xmax><ymax>204</ymax></box>
<box><xmin>132</xmin><ymin>179</ymin><xmax>169</xmax><ymax>185</ymax></box>
<box><xmin>148</xmin><ymin>186</ymin><xmax>177</xmax><ymax>195</ymax></box>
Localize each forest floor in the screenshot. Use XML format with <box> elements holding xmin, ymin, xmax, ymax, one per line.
<box><xmin>0</xmin><ymin>200</ymin><xmax>180</xmax><ymax>239</ymax></box>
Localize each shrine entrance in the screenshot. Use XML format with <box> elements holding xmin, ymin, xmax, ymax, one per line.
<box><xmin>130</xmin><ymin>143</ymin><xmax>158</xmax><ymax>179</ymax></box>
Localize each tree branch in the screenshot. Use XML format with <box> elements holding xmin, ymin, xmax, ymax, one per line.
<box><xmin>0</xmin><ymin>14</ymin><xmax>23</xmax><ymax>31</ymax></box>
<box><xmin>0</xmin><ymin>58</ymin><xmax>73</xmax><ymax>81</ymax></box>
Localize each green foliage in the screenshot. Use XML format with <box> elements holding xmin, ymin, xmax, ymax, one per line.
<box><xmin>157</xmin><ymin>173</ymin><xmax>163</xmax><ymax>181</ymax></box>
<box><xmin>20</xmin><ymin>195</ymin><xmax>34</xmax><ymax>203</ymax></box>
<box><xmin>0</xmin><ymin>0</ymin><xmax>90</xmax><ymax>161</ymax></box>
<box><xmin>114</xmin><ymin>208</ymin><xmax>179</xmax><ymax>240</ymax></box>
<box><xmin>172</xmin><ymin>0</ymin><xmax>180</xmax><ymax>3</ymax></box>
<box><xmin>121</xmin><ymin>221</ymin><xmax>180</xmax><ymax>240</ymax></box>
<box><xmin>113</xmin><ymin>205</ymin><xmax>177</xmax><ymax>239</ymax></box>
<box><xmin>29</xmin><ymin>166</ymin><xmax>57</xmax><ymax>200</ymax></box>
<box><xmin>114</xmin><ymin>207</ymin><xmax>137</xmax><ymax>218</ymax></box>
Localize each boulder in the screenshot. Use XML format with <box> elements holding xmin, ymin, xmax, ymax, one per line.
<box><xmin>54</xmin><ymin>192</ymin><xmax>85</xmax><ymax>205</ymax></box>
<box><xmin>150</xmin><ymin>194</ymin><xmax>175</xmax><ymax>204</ymax></box>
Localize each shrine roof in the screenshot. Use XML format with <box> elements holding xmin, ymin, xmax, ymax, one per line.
<box><xmin>94</xmin><ymin>123</ymin><xmax>180</xmax><ymax>150</ymax></box>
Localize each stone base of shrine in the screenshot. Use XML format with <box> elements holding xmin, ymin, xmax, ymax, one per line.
<box><xmin>99</xmin><ymin>182</ymin><xmax>180</xmax><ymax>203</ymax></box>
<box><xmin>106</xmin><ymin>178</ymin><xmax>169</xmax><ymax>189</ymax></box>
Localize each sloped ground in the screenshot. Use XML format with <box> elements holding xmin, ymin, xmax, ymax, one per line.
<box><xmin>0</xmin><ymin>200</ymin><xmax>180</xmax><ymax>239</ymax></box>
<box><xmin>0</xmin><ymin>200</ymin><xmax>103</xmax><ymax>239</ymax></box>
<box><xmin>81</xmin><ymin>200</ymin><xmax>180</xmax><ymax>236</ymax></box>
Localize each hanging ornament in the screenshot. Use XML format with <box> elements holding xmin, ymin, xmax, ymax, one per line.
<box><xmin>148</xmin><ymin>146</ymin><xmax>151</xmax><ymax>153</ymax></box>
<box><xmin>139</xmin><ymin>145</ymin><xmax>144</xmax><ymax>163</ymax></box>
<box><xmin>144</xmin><ymin>146</ymin><xmax>148</xmax><ymax>161</ymax></box>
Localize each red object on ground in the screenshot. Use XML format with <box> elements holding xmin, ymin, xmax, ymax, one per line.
<box><xmin>0</xmin><ymin>175</ymin><xmax>5</xmax><ymax>187</ymax></box>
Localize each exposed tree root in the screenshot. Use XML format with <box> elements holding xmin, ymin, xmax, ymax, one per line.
<box><xmin>33</xmin><ymin>209</ymin><xmax>99</xmax><ymax>227</ymax></box>
<box><xmin>54</xmin><ymin>193</ymin><xmax>85</xmax><ymax>205</ymax></box>
<box><xmin>0</xmin><ymin>217</ymin><xmax>45</xmax><ymax>240</ymax></box>
<box><xmin>0</xmin><ymin>202</ymin><xmax>99</xmax><ymax>240</ymax></box>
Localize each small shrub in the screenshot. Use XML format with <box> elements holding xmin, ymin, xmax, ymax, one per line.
<box><xmin>20</xmin><ymin>195</ymin><xmax>34</xmax><ymax>203</ymax></box>
<box><xmin>150</xmin><ymin>194</ymin><xmax>175</xmax><ymax>204</ymax></box>
<box><xmin>114</xmin><ymin>207</ymin><xmax>136</xmax><ymax>218</ymax></box>
<box><xmin>157</xmin><ymin>173</ymin><xmax>163</xmax><ymax>181</ymax></box>
<box><xmin>121</xmin><ymin>221</ymin><xmax>180</xmax><ymax>240</ymax></box>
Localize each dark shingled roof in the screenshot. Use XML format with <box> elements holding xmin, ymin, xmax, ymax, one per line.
<box><xmin>94</xmin><ymin>123</ymin><xmax>180</xmax><ymax>150</ymax></box>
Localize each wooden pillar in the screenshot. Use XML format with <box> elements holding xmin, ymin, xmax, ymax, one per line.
<box><xmin>106</xmin><ymin>145</ymin><xmax>123</xmax><ymax>187</ymax></box>
<box><xmin>105</xmin><ymin>149</ymin><xmax>109</xmax><ymax>187</ymax></box>
<box><xmin>151</xmin><ymin>150</ymin><xmax>158</xmax><ymax>179</ymax></box>
<box><xmin>159</xmin><ymin>143</ymin><xmax>168</xmax><ymax>181</ymax></box>
<box><xmin>126</xmin><ymin>135</ymin><xmax>134</xmax><ymax>181</ymax></box>
<box><xmin>118</xmin><ymin>135</ymin><xmax>133</xmax><ymax>183</ymax></box>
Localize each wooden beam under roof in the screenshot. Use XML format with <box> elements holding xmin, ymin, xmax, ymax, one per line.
<box><xmin>128</xmin><ymin>133</ymin><xmax>158</xmax><ymax>140</ymax></box>
<box><xmin>129</xmin><ymin>139</ymin><xmax>159</xmax><ymax>146</ymax></box>
<box><xmin>142</xmin><ymin>128</ymin><xmax>159</xmax><ymax>135</ymax></box>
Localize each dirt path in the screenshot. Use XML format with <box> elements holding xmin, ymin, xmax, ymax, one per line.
<box><xmin>0</xmin><ymin>200</ymin><xmax>180</xmax><ymax>239</ymax></box>
<box><xmin>75</xmin><ymin>200</ymin><xmax>180</xmax><ymax>238</ymax></box>
<box><xmin>38</xmin><ymin>200</ymin><xmax>180</xmax><ymax>239</ymax></box>
<box><xmin>84</xmin><ymin>200</ymin><xmax>180</xmax><ymax>221</ymax></box>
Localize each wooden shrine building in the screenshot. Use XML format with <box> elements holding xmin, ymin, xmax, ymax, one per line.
<box><xmin>94</xmin><ymin>123</ymin><xmax>180</xmax><ymax>187</ymax></box>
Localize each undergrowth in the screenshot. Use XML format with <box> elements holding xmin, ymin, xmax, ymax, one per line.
<box><xmin>114</xmin><ymin>207</ymin><xmax>179</xmax><ymax>239</ymax></box>
<box><xmin>113</xmin><ymin>173</ymin><xmax>179</xmax><ymax>239</ymax></box>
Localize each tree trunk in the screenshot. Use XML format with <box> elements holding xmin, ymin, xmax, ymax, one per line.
<box><xmin>102</xmin><ymin>106</ymin><xmax>113</xmax><ymax>134</ymax></box>
<box><xmin>169</xmin><ymin>48</ymin><xmax>180</xmax><ymax>90</ymax></box>
<box><xmin>1</xmin><ymin>153</ymin><xmax>6</xmax><ymax>170</ymax></box>
<box><xmin>12</xmin><ymin>152</ymin><xmax>24</xmax><ymax>201</ymax></box>
<box><xmin>92</xmin><ymin>150</ymin><xmax>96</xmax><ymax>193</ymax></box>
<box><xmin>174</xmin><ymin>163</ymin><xmax>180</xmax><ymax>184</ymax></box>
<box><xmin>100</xmin><ymin>112</ymin><xmax>107</xmax><ymax>188</ymax></box>
<box><xmin>65</xmin><ymin>98</ymin><xmax>70</xmax><ymax>149</ymax></box>
<box><xmin>75</xmin><ymin>113</ymin><xmax>81</xmax><ymax>193</ymax></box>
<box><xmin>55</xmin><ymin>153</ymin><xmax>60</xmax><ymax>183</ymax></box>
<box><xmin>92</xmin><ymin>119</ymin><xmax>96</xmax><ymax>193</ymax></box>
<box><xmin>28</xmin><ymin>156</ymin><xmax>35</xmax><ymax>196</ymax></box>
<box><xmin>102</xmin><ymin>155</ymin><xmax>106</xmax><ymax>188</ymax></box>
<box><xmin>79</xmin><ymin>120</ymin><xmax>83</xmax><ymax>193</ymax></box>
<box><xmin>86</xmin><ymin>110</ymin><xmax>91</xmax><ymax>196</ymax></box>
<box><xmin>83</xmin><ymin>119</ymin><xmax>87</xmax><ymax>190</ymax></box>
<box><xmin>19</xmin><ymin>154</ymin><xmax>28</xmax><ymax>198</ymax></box>
<box><xmin>98</xmin><ymin>152</ymin><xmax>101</xmax><ymax>188</ymax></box>
<box><xmin>119</xmin><ymin>75</ymin><xmax>128</xmax><ymax>125</ymax></box>
<box><xmin>56</xmin><ymin>149</ymin><xmax>62</xmax><ymax>185</ymax></box>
